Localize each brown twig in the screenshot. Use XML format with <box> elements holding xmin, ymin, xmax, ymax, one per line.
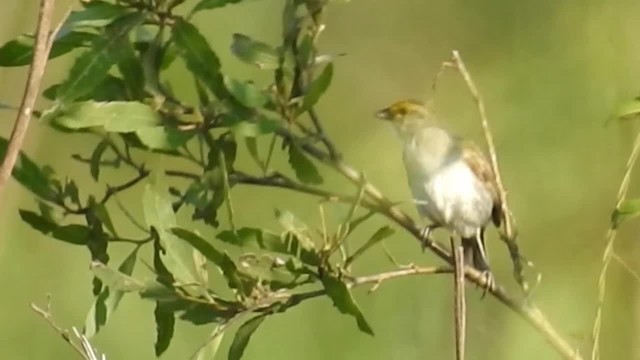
<box><xmin>449</xmin><ymin>50</ymin><xmax>528</xmax><ymax>292</ymax></box>
<box><xmin>590</xmin><ymin>131</ymin><xmax>640</xmax><ymax>360</ymax></box>
<box><xmin>452</xmin><ymin>240</ymin><xmax>466</xmax><ymax>360</ymax></box>
<box><xmin>30</xmin><ymin>301</ymin><xmax>91</xmax><ymax>359</ymax></box>
<box><xmin>0</xmin><ymin>0</ymin><xmax>67</xmax><ymax>207</ymax></box>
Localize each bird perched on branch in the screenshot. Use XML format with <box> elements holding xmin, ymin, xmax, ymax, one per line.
<box><xmin>375</xmin><ymin>99</ymin><xmax>501</xmax><ymax>281</ymax></box>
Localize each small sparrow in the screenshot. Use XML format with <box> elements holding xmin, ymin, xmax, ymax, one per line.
<box><xmin>375</xmin><ymin>99</ymin><xmax>502</xmax><ymax>276</ymax></box>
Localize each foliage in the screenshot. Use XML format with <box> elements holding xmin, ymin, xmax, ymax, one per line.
<box><xmin>0</xmin><ymin>0</ymin><xmax>381</xmax><ymax>358</ymax></box>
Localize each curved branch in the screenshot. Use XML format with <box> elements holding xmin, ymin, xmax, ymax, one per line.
<box><xmin>234</xmin><ymin>139</ymin><xmax>583</xmax><ymax>360</ymax></box>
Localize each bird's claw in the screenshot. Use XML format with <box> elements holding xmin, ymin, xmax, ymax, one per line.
<box><xmin>479</xmin><ymin>270</ymin><xmax>495</xmax><ymax>299</ymax></box>
<box><xmin>419</xmin><ymin>225</ymin><xmax>436</xmax><ymax>253</ymax></box>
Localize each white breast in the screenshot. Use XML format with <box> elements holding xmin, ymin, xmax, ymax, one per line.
<box><xmin>404</xmin><ymin>148</ymin><xmax>493</xmax><ymax>238</ymax></box>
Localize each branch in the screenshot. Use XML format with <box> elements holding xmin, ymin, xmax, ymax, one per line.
<box><xmin>30</xmin><ymin>300</ymin><xmax>99</xmax><ymax>360</ymax></box>
<box><xmin>0</xmin><ymin>0</ymin><xmax>66</xmax><ymax>207</ymax></box>
<box><xmin>590</xmin><ymin>131</ymin><xmax>640</xmax><ymax>360</ymax></box>
<box><xmin>452</xmin><ymin>241</ymin><xmax>466</xmax><ymax>360</ymax></box>
<box><xmin>449</xmin><ymin>50</ymin><xmax>527</xmax><ymax>291</ymax></box>
<box><xmin>240</xmin><ymin>126</ymin><xmax>583</xmax><ymax>360</ymax></box>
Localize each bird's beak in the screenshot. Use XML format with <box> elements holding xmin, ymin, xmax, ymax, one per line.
<box><xmin>375</xmin><ymin>108</ymin><xmax>391</xmax><ymax>121</ymax></box>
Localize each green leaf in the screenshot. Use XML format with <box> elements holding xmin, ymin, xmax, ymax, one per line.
<box><xmin>321</xmin><ymin>273</ymin><xmax>374</xmax><ymax>336</ymax></box>
<box><xmin>228</xmin><ymin>315</ymin><xmax>266</xmax><ymax>360</ymax></box>
<box><xmin>171</xmin><ymin>228</ymin><xmax>255</xmax><ymax>294</ymax></box>
<box><xmin>154</xmin><ymin>302</ymin><xmax>175</xmax><ymax>356</ymax></box>
<box><xmin>217</xmin><ymin>227</ymin><xmax>320</xmax><ymax>266</ymax></box>
<box><xmin>51</xmin><ymin>224</ymin><xmax>91</xmax><ymax>245</ymax></box>
<box><xmin>144</xmin><ymin>181</ymin><xmax>198</xmax><ymax>286</ymax></box>
<box><xmin>62</xmin><ymin>1</ymin><xmax>131</xmax><ymax>31</ymax></box>
<box><xmin>226</xmin><ymin>115</ymin><xmax>280</xmax><ymax>138</ymax></box>
<box><xmin>288</xmin><ymin>144</ymin><xmax>322</xmax><ymax>184</ymax></box>
<box><xmin>244</xmin><ymin>137</ymin><xmax>263</xmax><ymax>170</ymax></box>
<box><xmin>230</xmin><ymin>33</ymin><xmax>279</xmax><ymax>70</ymax></box>
<box><xmin>90</xmin><ymin>261</ymin><xmax>145</xmax><ymax>292</ymax></box>
<box><xmin>93</xmin><ymin>203</ymin><xmax>118</xmax><ymax>238</ymax></box>
<box><xmin>195</xmin><ymin>326</ymin><xmax>225</xmax><ymax>360</ymax></box>
<box><xmin>19</xmin><ymin>209</ymin><xmax>56</xmax><ymax>235</ymax></box>
<box><xmin>616</xmin><ymin>98</ymin><xmax>640</xmax><ymax>119</ymax></box>
<box><xmin>225</xmin><ymin>77</ymin><xmax>268</xmax><ymax>108</ymax></box>
<box><xmin>135</xmin><ymin>126</ymin><xmax>195</xmax><ymax>150</ymax></box>
<box><xmin>346</xmin><ymin>226</ymin><xmax>394</xmax><ymax>265</ymax></box>
<box><xmin>19</xmin><ymin>210</ymin><xmax>92</xmax><ymax>246</ymax></box>
<box><xmin>612</xmin><ymin>198</ymin><xmax>640</xmax><ymax>227</ymax></box>
<box><xmin>56</xmin><ymin>13</ymin><xmax>145</xmax><ymax>103</ymax></box>
<box><xmin>44</xmin><ymin>75</ymin><xmax>130</xmax><ymax>102</ymax></box>
<box><xmin>143</xmin><ymin>182</ymin><xmax>177</xmax><ymax>230</ymax></box>
<box><xmin>90</xmin><ymin>139</ymin><xmax>109</xmax><ymax>181</ymax></box>
<box><xmin>172</xmin><ymin>18</ymin><xmax>227</xmax><ymax>99</ymax></box>
<box><xmin>112</xmin><ymin>31</ymin><xmax>146</xmax><ymax>100</ymax></box>
<box><xmin>0</xmin><ymin>31</ymin><xmax>97</xmax><ymax>67</ymax></box>
<box><xmin>0</xmin><ymin>138</ymin><xmax>56</xmax><ymax>201</ymax></box>
<box><xmin>84</xmin><ymin>247</ymin><xmax>138</xmax><ymax>338</ymax></box>
<box><xmin>52</xmin><ymin>101</ymin><xmax>161</xmax><ymax>132</ymax></box>
<box><xmin>297</xmin><ymin>63</ymin><xmax>333</xmax><ymax>115</ymax></box>
<box><xmin>192</xmin><ymin>0</ymin><xmax>245</xmax><ymax>14</ymax></box>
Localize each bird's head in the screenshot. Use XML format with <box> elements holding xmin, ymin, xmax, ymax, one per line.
<box><xmin>375</xmin><ymin>99</ymin><xmax>437</xmax><ymax>136</ymax></box>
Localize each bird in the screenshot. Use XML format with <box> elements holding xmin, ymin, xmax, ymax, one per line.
<box><xmin>375</xmin><ymin>99</ymin><xmax>502</xmax><ymax>280</ymax></box>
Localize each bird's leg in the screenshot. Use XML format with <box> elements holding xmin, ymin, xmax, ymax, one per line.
<box><xmin>419</xmin><ymin>224</ymin><xmax>440</xmax><ymax>252</ymax></box>
<box><xmin>473</xmin><ymin>230</ymin><xmax>494</xmax><ymax>297</ymax></box>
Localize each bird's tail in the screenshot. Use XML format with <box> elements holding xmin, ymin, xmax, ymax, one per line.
<box><xmin>461</xmin><ymin>229</ymin><xmax>489</xmax><ymax>271</ymax></box>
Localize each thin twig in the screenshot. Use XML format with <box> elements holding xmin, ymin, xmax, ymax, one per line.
<box><xmin>350</xmin><ymin>265</ymin><xmax>452</xmax><ymax>288</ymax></box>
<box><xmin>590</xmin><ymin>131</ymin><xmax>640</xmax><ymax>360</ymax></box>
<box><xmin>611</xmin><ymin>251</ymin><xmax>640</xmax><ymax>284</ymax></box>
<box><xmin>30</xmin><ymin>302</ymin><xmax>90</xmax><ymax>359</ymax></box>
<box><xmin>452</xmin><ymin>239</ymin><xmax>466</xmax><ymax>360</ymax></box>
<box><xmin>449</xmin><ymin>50</ymin><xmax>527</xmax><ymax>292</ymax></box>
<box><xmin>0</xmin><ymin>0</ymin><xmax>66</xmax><ymax>208</ymax></box>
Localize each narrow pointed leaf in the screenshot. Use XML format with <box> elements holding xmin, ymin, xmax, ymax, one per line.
<box><xmin>297</xmin><ymin>63</ymin><xmax>333</xmax><ymax>115</ymax></box>
<box><xmin>195</xmin><ymin>325</ymin><xmax>225</xmax><ymax>360</ymax></box>
<box><xmin>288</xmin><ymin>145</ymin><xmax>322</xmax><ymax>184</ymax></box>
<box><xmin>172</xmin><ymin>18</ymin><xmax>227</xmax><ymax>99</ymax></box>
<box><xmin>225</xmin><ymin>77</ymin><xmax>268</xmax><ymax>108</ymax></box>
<box><xmin>90</xmin><ymin>261</ymin><xmax>144</xmax><ymax>292</ymax></box>
<box><xmin>612</xmin><ymin>198</ymin><xmax>640</xmax><ymax>227</ymax></box>
<box><xmin>0</xmin><ymin>31</ymin><xmax>97</xmax><ymax>67</ymax></box>
<box><xmin>192</xmin><ymin>0</ymin><xmax>245</xmax><ymax>14</ymax></box>
<box><xmin>90</xmin><ymin>139</ymin><xmax>109</xmax><ymax>181</ymax></box>
<box><xmin>56</xmin><ymin>13</ymin><xmax>145</xmax><ymax>103</ymax></box>
<box><xmin>228</xmin><ymin>315</ymin><xmax>266</xmax><ymax>360</ymax></box>
<box><xmin>346</xmin><ymin>226</ymin><xmax>394</xmax><ymax>265</ymax></box>
<box><xmin>52</xmin><ymin>101</ymin><xmax>161</xmax><ymax>132</ymax></box>
<box><xmin>84</xmin><ymin>247</ymin><xmax>139</xmax><ymax>338</ymax></box>
<box><xmin>154</xmin><ymin>302</ymin><xmax>175</xmax><ymax>356</ymax></box>
<box><xmin>321</xmin><ymin>273</ymin><xmax>374</xmax><ymax>336</ymax></box>
<box><xmin>61</xmin><ymin>1</ymin><xmax>131</xmax><ymax>30</ymax></box>
<box><xmin>144</xmin><ymin>182</ymin><xmax>198</xmax><ymax>285</ymax></box>
<box><xmin>230</xmin><ymin>33</ymin><xmax>279</xmax><ymax>70</ymax></box>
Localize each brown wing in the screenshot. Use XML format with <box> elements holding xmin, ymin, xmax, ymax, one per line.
<box><xmin>461</xmin><ymin>141</ymin><xmax>503</xmax><ymax>227</ymax></box>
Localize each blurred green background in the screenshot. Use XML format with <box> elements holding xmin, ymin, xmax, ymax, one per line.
<box><xmin>1</xmin><ymin>0</ymin><xmax>640</xmax><ymax>359</ymax></box>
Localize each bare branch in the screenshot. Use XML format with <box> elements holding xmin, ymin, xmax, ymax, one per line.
<box><xmin>30</xmin><ymin>301</ymin><xmax>91</xmax><ymax>360</ymax></box>
<box><xmin>452</xmin><ymin>240</ymin><xmax>466</xmax><ymax>360</ymax></box>
<box><xmin>449</xmin><ymin>50</ymin><xmax>528</xmax><ymax>292</ymax></box>
<box><xmin>590</xmin><ymin>131</ymin><xmax>640</xmax><ymax>360</ymax></box>
<box><xmin>0</xmin><ymin>0</ymin><xmax>67</xmax><ymax>208</ymax></box>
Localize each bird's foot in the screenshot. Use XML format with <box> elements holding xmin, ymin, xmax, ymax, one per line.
<box><xmin>418</xmin><ymin>225</ymin><xmax>439</xmax><ymax>253</ymax></box>
<box><xmin>479</xmin><ymin>270</ymin><xmax>495</xmax><ymax>299</ymax></box>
